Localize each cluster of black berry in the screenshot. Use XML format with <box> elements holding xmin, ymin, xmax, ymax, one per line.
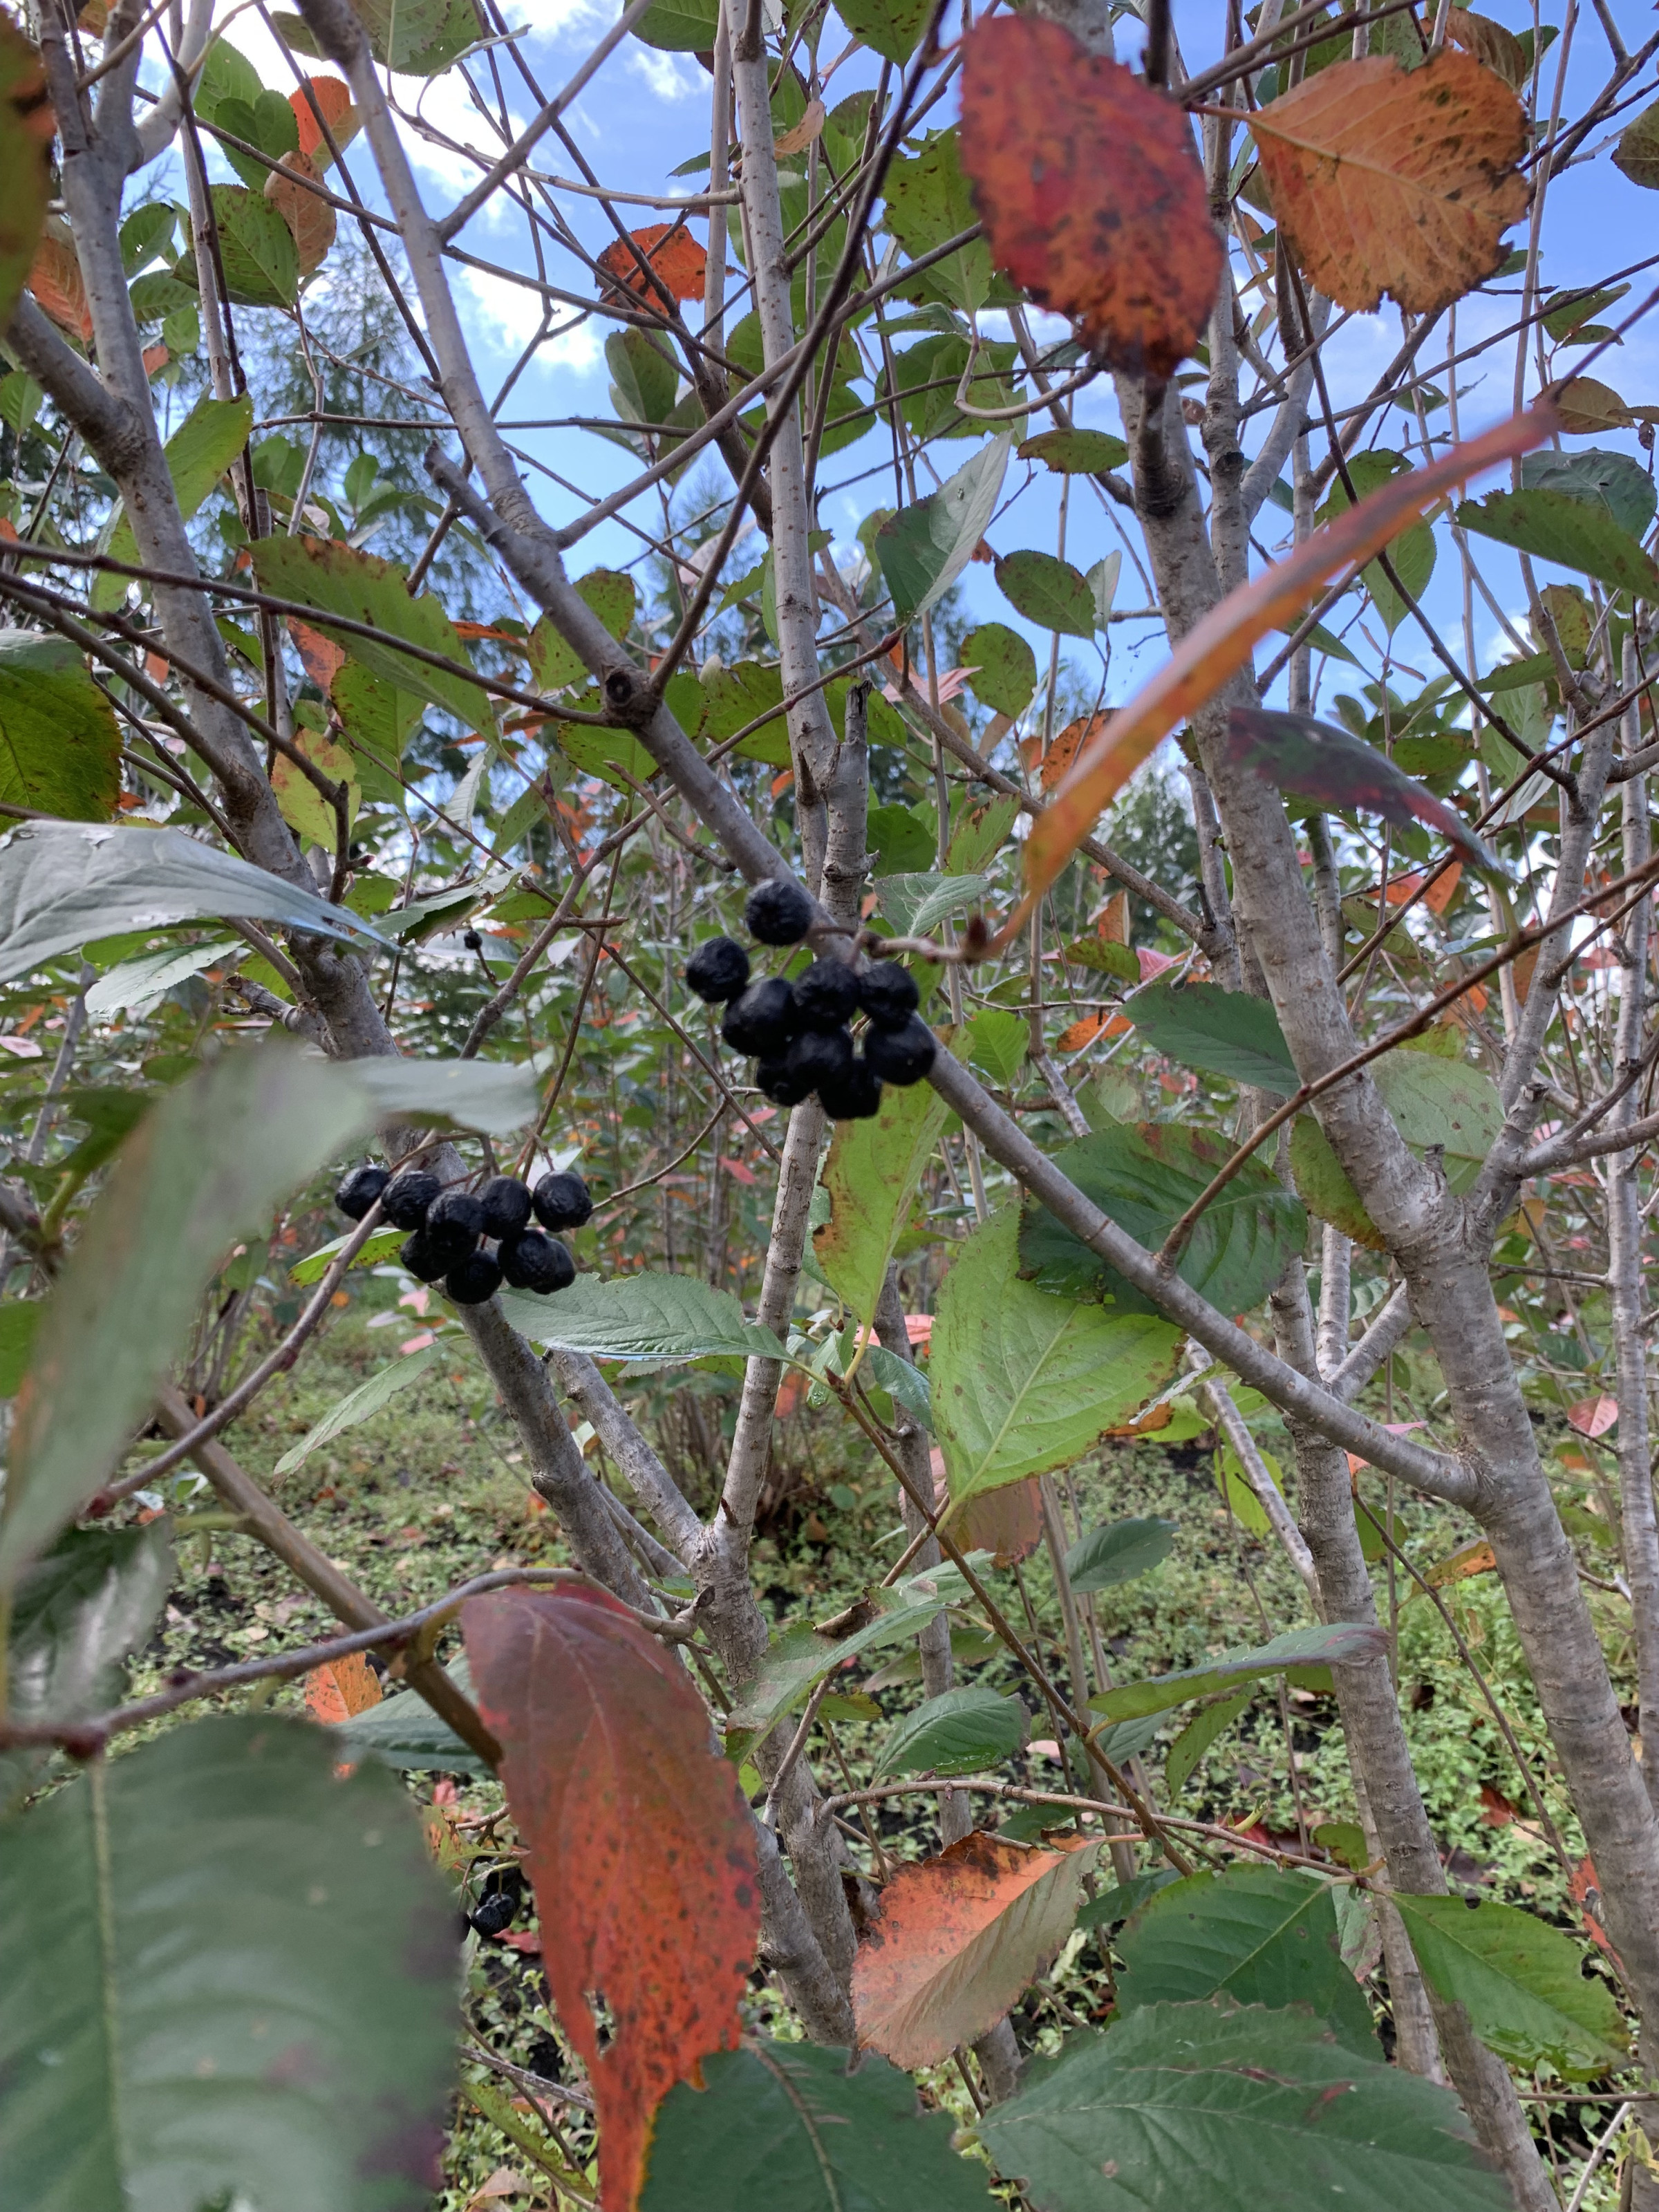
<box><xmin>684</xmin><ymin>878</ymin><xmax>936</xmax><ymax>1120</ymax></box>
<box><xmin>335</xmin><ymin>1163</ymin><xmax>590</xmax><ymax>1305</ymax></box>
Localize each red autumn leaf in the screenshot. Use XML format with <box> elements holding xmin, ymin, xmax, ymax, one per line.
<box><xmin>1247</xmin><ymin>50</ymin><xmax>1528</xmax><ymax>318</ymax></box>
<box><xmin>596</xmin><ymin>223</ymin><xmax>706</xmax><ymax>308</ymax></box>
<box><xmin>28</xmin><ymin>229</ymin><xmax>93</xmax><ymax>343</ymax></box>
<box><xmin>464</xmin><ymin>1580</ymin><xmax>759</xmax><ymax>2212</ymax></box>
<box><xmin>265</xmin><ymin>149</ymin><xmax>336</xmax><ymax>276</ymax></box>
<box><xmin>852</xmin><ymin>1831</ymin><xmax>1098</xmax><ymax>2067</ymax></box>
<box><xmin>1568</xmin><ymin>1394</ymin><xmax>1618</xmax><ymax>1438</ymax></box>
<box><xmin>959</xmin><ymin>17</ymin><xmax>1221</xmax><ymax>379</ymax></box>
<box><xmin>289</xmin><ymin>615</ymin><xmax>347</xmax><ymax>689</ymax></box>
<box><xmin>1226</xmin><ymin>707</ymin><xmax>1499</xmax><ymax>874</ymax></box>
<box><xmin>289</xmin><ymin>75</ymin><xmax>357</xmax><ymax>163</ymax></box>
<box><xmin>303</xmin><ymin>1649</ymin><xmax>383</xmax><ymax>1722</ymax></box>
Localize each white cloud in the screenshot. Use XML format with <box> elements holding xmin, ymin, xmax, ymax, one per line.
<box><xmin>628</xmin><ymin>46</ymin><xmax>705</xmax><ymax>101</ymax></box>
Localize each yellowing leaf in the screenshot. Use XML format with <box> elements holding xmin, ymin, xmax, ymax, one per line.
<box><xmin>272</xmin><ymin>727</ymin><xmax>358</xmax><ymax>851</ymax></box>
<box><xmin>265</xmin><ymin>149</ymin><xmax>335</xmax><ymax>274</ymax></box>
<box><xmin>1248</xmin><ymin>50</ymin><xmax>1528</xmax><ymax>316</ymax></box>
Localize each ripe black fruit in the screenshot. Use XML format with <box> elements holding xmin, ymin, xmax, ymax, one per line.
<box><xmin>478</xmin><ymin>1175</ymin><xmax>532</xmax><ymax>1240</ymax></box>
<box><xmin>864</xmin><ymin>1013</ymin><xmax>936</xmax><ymax>1086</ymax></box>
<box><xmin>424</xmin><ymin>1189</ymin><xmax>484</xmax><ymax>1266</ymax></box>
<box><xmin>532</xmin><ymin>1169</ymin><xmax>593</xmax><ymax>1231</ymax></box>
<box><xmin>722</xmin><ymin>977</ymin><xmax>798</xmax><ymax>1058</ymax></box>
<box><xmin>793</xmin><ymin>957</ymin><xmax>861</xmax><ymax>1031</ymax></box>
<box><xmin>756</xmin><ymin>1056</ymin><xmax>814</xmax><ymax>1107</ymax></box>
<box><xmin>785</xmin><ymin>1024</ymin><xmax>853</xmax><ymax>1092</ymax></box>
<box><xmin>818</xmin><ymin>1055</ymin><xmax>883</xmax><ymax>1121</ymax></box>
<box><xmin>686</xmin><ymin>935</ymin><xmax>751</xmax><ymax>1004</ymax></box>
<box><xmin>744</xmin><ymin>877</ymin><xmax>814</xmax><ymax>946</ymax></box>
<box><xmin>463</xmin><ymin>928</ymin><xmax>484</xmax><ymax>951</ymax></box>
<box><xmin>858</xmin><ymin>961</ymin><xmax>920</xmax><ymax>1029</ymax></box>
<box><xmin>469</xmin><ymin>1890</ymin><xmax>517</xmax><ymax>1937</ymax></box>
<box><xmin>400</xmin><ymin>1228</ymin><xmax>449</xmax><ymax>1283</ymax></box>
<box><xmin>335</xmin><ymin>1164</ymin><xmax>388</xmax><ymax>1220</ymax></box>
<box><xmin>382</xmin><ymin>1168</ymin><xmax>442</xmax><ymax>1229</ymax></box>
<box><xmin>447</xmin><ymin>1249</ymin><xmax>504</xmax><ymax>1304</ymax></box>
<box><xmin>500</xmin><ymin>1228</ymin><xmax>576</xmax><ymax>1294</ymax></box>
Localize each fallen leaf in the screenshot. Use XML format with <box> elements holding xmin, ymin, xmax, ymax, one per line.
<box><xmin>1010</xmin><ymin>406</ymin><xmax>1550</xmax><ymax>928</ymax></box>
<box><xmin>1248</xmin><ymin>49</ymin><xmax>1528</xmax><ymax>315</ymax></box>
<box><xmin>465</xmin><ymin>1580</ymin><xmax>759</xmax><ymax>2212</ymax></box>
<box><xmin>303</xmin><ymin>1649</ymin><xmax>383</xmax><ymax>1723</ymax></box>
<box><xmin>265</xmin><ymin>150</ymin><xmax>336</xmax><ymax>275</ymax></box>
<box><xmin>959</xmin><ymin>16</ymin><xmax>1221</xmax><ymax>378</ymax></box>
<box><xmin>852</xmin><ymin>1831</ymin><xmax>1097</xmax><ymax>2066</ymax></box>
<box><xmin>597</xmin><ymin>223</ymin><xmax>706</xmax><ymax>307</ymax></box>
<box><xmin>1568</xmin><ymin>1395</ymin><xmax>1618</xmax><ymax>1438</ymax></box>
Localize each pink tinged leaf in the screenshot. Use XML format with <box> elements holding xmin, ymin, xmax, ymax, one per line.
<box><xmin>1568</xmin><ymin>1396</ymin><xmax>1618</xmax><ymax>1438</ymax></box>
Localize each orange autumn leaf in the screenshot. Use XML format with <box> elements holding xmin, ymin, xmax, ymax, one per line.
<box><xmin>1008</xmin><ymin>406</ymin><xmax>1553</xmax><ymax>936</ymax></box>
<box><xmin>1247</xmin><ymin>50</ymin><xmax>1530</xmax><ymax>317</ymax></box>
<box><xmin>289</xmin><ymin>615</ymin><xmax>347</xmax><ymax>688</ymax></box>
<box><xmin>959</xmin><ymin>17</ymin><xmax>1221</xmax><ymax>379</ymax></box>
<box><xmin>289</xmin><ymin>75</ymin><xmax>357</xmax><ymax>164</ymax></box>
<box><xmin>28</xmin><ymin>227</ymin><xmax>93</xmax><ymax>343</ymax></box>
<box><xmin>1423</xmin><ymin>1535</ymin><xmax>1497</xmax><ymax>1588</ymax></box>
<box><xmin>465</xmin><ymin>1580</ymin><xmax>758</xmax><ymax>2212</ymax></box>
<box><xmin>852</xmin><ymin>1832</ymin><xmax>1098</xmax><ymax>2066</ymax></box>
<box><xmin>265</xmin><ymin>150</ymin><xmax>336</xmax><ymax>276</ymax></box>
<box><xmin>303</xmin><ymin>1649</ymin><xmax>383</xmax><ymax>1723</ymax></box>
<box><xmin>1057</xmin><ymin>1009</ymin><xmax>1130</xmax><ymax>1051</ymax></box>
<box><xmin>1040</xmin><ymin>711</ymin><xmax>1107</xmax><ymax>792</ymax></box>
<box><xmin>596</xmin><ymin>223</ymin><xmax>706</xmax><ymax>308</ymax></box>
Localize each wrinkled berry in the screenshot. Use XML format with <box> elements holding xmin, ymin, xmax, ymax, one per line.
<box><xmin>400</xmin><ymin>1228</ymin><xmax>449</xmax><ymax>1283</ymax></box>
<box><xmin>424</xmin><ymin>1190</ymin><xmax>484</xmax><ymax>1267</ymax></box>
<box><xmin>686</xmin><ymin>935</ymin><xmax>751</xmax><ymax>1004</ymax></box>
<box><xmin>469</xmin><ymin>1889</ymin><xmax>517</xmax><ymax>1937</ymax></box>
<box><xmin>478</xmin><ymin>1175</ymin><xmax>532</xmax><ymax>1241</ymax></box>
<box><xmin>818</xmin><ymin>1055</ymin><xmax>883</xmax><ymax>1121</ymax></box>
<box><xmin>722</xmin><ymin>977</ymin><xmax>798</xmax><ymax>1058</ymax></box>
<box><xmin>500</xmin><ymin>1228</ymin><xmax>576</xmax><ymax>1294</ymax></box>
<box><xmin>744</xmin><ymin>877</ymin><xmax>814</xmax><ymax>946</ymax></box>
<box><xmin>858</xmin><ymin>961</ymin><xmax>920</xmax><ymax>1029</ymax></box>
<box><xmin>463</xmin><ymin>928</ymin><xmax>484</xmax><ymax>951</ymax></box>
<box><xmin>446</xmin><ymin>1249</ymin><xmax>504</xmax><ymax>1304</ymax></box>
<box><xmin>793</xmin><ymin>958</ymin><xmax>861</xmax><ymax>1031</ymax></box>
<box><xmin>533</xmin><ymin>1170</ymin><xmax>593</xmax><ymax>1232</ymax></box>
<box><xmin>864</xmin><ymin>1013</ymin><xmax>936</xmax><ymax>1086</ymax></box>
<box><xmin>335</xmin><ymin>1164</ymin><xmax>388</xmax><ymax>1220</ymax></box>
<box><xmin>756</xmin><ymin>1056</ymin><xmax>814</xmax><ymax>1107</ymax></box>
<box><xmin>785</xmin><ymin>1024</ymin><xmax>853</xmax><ymax>1091</ymax></box>
<box><xmin>382</xmin><ymin>1168</ymin><xmax>442</xmax><ymax>1229</ymax></box>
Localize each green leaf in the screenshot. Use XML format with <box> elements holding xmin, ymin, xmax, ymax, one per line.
<box><xmin>699</xmin><ymin>658</ymin><xmax>791</xmax><ymax>762</ymax></box>
<box><xmin>1089</xmin><ymin>1622</ymin><xmax>1387</xmax><ymax>1722</ymax></box>
<box><xmin>640</xmin><ymin>2038</ymin><xmax>995</xmax><ymax>2210</ymax></box>
<box><xmin>631</xmin><ymin>0</ymin><xmax>719</xmax><ymax>48</ymax></box>
<box><xmin>274</xmin><ymin>1345</ymin><xmax>440</xmax><ymax>1476</ymax></box>
<box><xmin>1116</xmin><ymin>1866</ymin><xmax>1378</xmax><ymax>2055</ymax></box>
<box><xmin>0</xmin><ymin>1045</ymin><xmax>389</xmax><ymax>1588</ymax></box>
<box><xmin>194</xmin><ymin>33</ymin><xmax>263</xmax><ymax>123</ymax></box>
<box><xmin>0</xmin><ymin>632</ymin><xmax>122</xmax><ymax>821</ymax></box>
<box><xmin>82</xmin><ymin>937</ymin><xmax>239</xmax><ymax>1016</ymax></box>
<box><xmin>348</xmin><ymin>1056</ymin><xmax>538</xmax><ymax>1135</ymax></box>
<box><xmin>868</xmin><ymin>801</ymin><xmax>937</xmax><ymax>873</ymax></box>
<box><xmin>1393</xmin><ymin>1893</ymin><xmax>1627</xmax><ymax>2077</ymax></box>
<box><xmin>932</xmin><ymin>1209</ymin><xmax>1181</xmax><ymax>1505</ymax></box>
<box><xmin>883</xmin><ymin>131</ymin><xmax>991</xmax><ymax>305</ymax></box>
<box><xmin>1017</xmin><ymin>1125</ymin><xmax>1306</xmax><ymax>1319</ymax></box>
<box><xmin>874</xmin><ymin>1685</ymin><xmax>1027</xmax><ymax>1779</ymax></box>
<box><xmin>203</xmin><ymin>182</ymin><xmax>299</xmax><ymax>305</ymax></box>
<box><xmin>726</xmin><ymin>1559</ymin><xmax>980</xmax><ymax>1743</ymax></box>
<box><xmin>352</xmin><ymin>0</ymin><xmax>482</xmax><ymax>71</ymax></box>
<box><xmin>947</xmin><ymin>794</ymin><xmax>1019</xmax><ymax>874</ymax></box>
<box><xmin>962</xmin><ymin>621</ymin><xmax>1037</xmax><ymax>718</ymax></box>
<box><xmin>1613</xmin><ymin>96</ymin><xmax>1659</xmax><ymax>189</ymax></box>
<box><xmin>1125</xmin><ymin>981</ymin><xmax>1298</xmax><ymax>1095</ymax></box>
<box><xmin>995</xmin><ymin>550</ymin><xmax>1097</xmax><ymax>639</ymax></box>
<box><xmin>0</xmin><ymin>1300</ymin><xmax>39</xmax><ymax>1396</ymax></box>
<box><xmin>3</xmin><ymin>1523</ymin><xmax>171</xmax><ymax>1806</ymax></box>
<box><xmin>0</xmin><ymin>1715</ymin><xmax>458</xmax><ymax>2209</ymax></box>
<box><xmin>813</xmin><ymin>1080</ymin><xmax>949</xmax><ymax>1327</ymax></box>
<box><xmin>964</xmin><ymin>1008</ymin><xmax>1028</xmax><ymax>1087</ymax></box>
<box><xmin>876</xmin><ymin>437</ymin><xmax>1011</xmax><ymax>626</ymax></box>
<box><xmin>500</xmin><ymin>1270</ymin><xmax>786</xmax><ymax>1365</ymax></box>
<box><xmin>558</xmin><ymin>723</ymin><xmax>658</xmax><ymax>792</ymax></box>
<box><xmin>0</xmin><ymin>19</ymin><xmax>50</xmax><ymax>332</ymax></box>
<box><xmin>1456</xmin><ymin>487</ymin><xmax>1659</xmax><ymax>597</ymax></box>
<box><xmin>333</xmin><ymin>1662</ymin><xmax>492</xmax><ymax>1775</ymax></box>
<box><xmin>1293</xmin><ymin>1051</ymin><xmax>1505</xmax><ymax>1244</ymax></box>
<box><xmin>1289</xmin><ymin>1115</ymin><xmax>1385</xmax><ymax>1248</ymax></box>
<box><xmin>980</xmin><ymin>2000</ymin><xmax>1510</xmax><ymax>2212</ymax></box>
<box><xmin>575</xmin><ymin>565</ymin><xmax>637</xmax><ymax>639</ymax></box>
<box><xmin>859</xmin><ymin>1340</ymin><xmax>933</xmax><ymax>1431</ymax></box>
<box><xmin>607</xmin><ymin>328</ymin><xmax>679</xmax><ymax>422</ymax></box>
<box><xmin>1065</xmin><ymin>935</ymin><xmax>1139</xmax><ymax>982</ymax></box>
<box><xmin>1077</xmin><ymin>1868</ymin><xmax>1180</xmax><ymax>1931</ymax></box>
<box><xmin>214</xmin><ymin>88</ymin><xmax>299</xmax><ymax>189</ymax></box>
<box><xmin>251</xmin><ymin>534</ymin><xmax>496</xmax><ymax>734</ymax></box>
<box><xmin>875</xmin><ymin>871</ymin><xmax>990</xmax><ymax>939</ymax></box>
<box><xmin>1165</xmin><ymin>1687</ymin><xmax>1253</xmax><ymax>1794</ymax></box>
<box><xmin>1087</xmin><ymin>553</ymin><xmax>1121</xmax><ymax>630</ymax></box>
<box><xmin>1018</xmin><ymin>427</ymin><xmax>1128</xmax><ymax>475</ymax></box>
<box><xmin>1063</xmin><ymin>1515</ymin><xmax>1178</xmax><ymax>1594</ymax></box>
<box><xmin>1318</xmin><ymin>451</ymin><xmax>1434</xmax><ymax>632</ymax></box>
<box><xmin>288</xmin><ymin>1224</ymin><xmax>406</xmax><ymax>1284</ymax></box>
<box><xmin>1521</xmin><ymin>447</ymin><xmax>1657</xmax><ymax>538</ymax></box>
<box><xmin>95</xmin><ymin>393</ymin><xmax>253</xmax><ymax>611</ymax></box>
